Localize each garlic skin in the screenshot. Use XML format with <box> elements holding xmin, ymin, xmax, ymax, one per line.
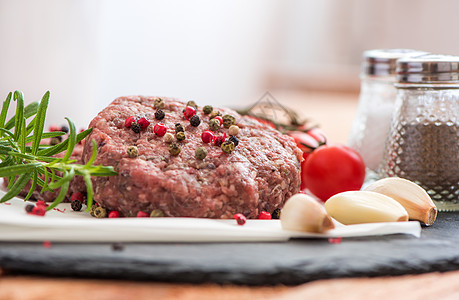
<box><xmin>364</xmin><ymin>177</ymin><xmax>437</xmax><ymax>226</ymax></box>
<box><xmin>280</xmin><ymin>193</ymin><xmax>335</xmax><ymax>233</ymax></box>
<box><xmin>324</xmin><ymin>191</ymin><xmax>409</xmax><ymax>225</ymax></box>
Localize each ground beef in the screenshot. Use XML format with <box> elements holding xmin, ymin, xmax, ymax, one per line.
<box><xmin>82</xmin><ymin>96</ymin><xmax>302</xmax><ymax>218</ymax></box>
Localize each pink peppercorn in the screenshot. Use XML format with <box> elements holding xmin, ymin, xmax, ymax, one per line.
<box><xmin>71</xmin><ymin>192</ymin><xmax>83</xmax><ymax>202</ymax></box>
<box><xmin>137</xmin><ymin>211</ymin><xmax>149</xmax><ymax>218</ymax></box>
<box><xmin>214</xmin><ymin>133</ymin><xmax>227</xmax><ymax>147</ymax></box>
<box><xmin>137</xmin><ymin>117</ymin><xmax>151</xmax><ymax>129</ymax></box>
<box><xmin>258</xmin><ymin>211</ymin><xmax>272</xmax><ymax>220</ymax></box>
<box><xmin>124</xmin><ymin>116</ymin><xmax>136</xmax><ymax>128</ymax></box>
<box><xmin>214</xmin><ymin>116</ymin><xmax>223</xmax><ymax>126</ymax></box>
<box><xmin>154</xmin><ymin>123</ymin><xmax>167</xmax><ymax>137</ymax></box>
<box><xmin>108</xmin><ymin>211</ymin><xmax>121</xmax><ymax>218</ymax></box>
<box><xmin>30</xmin><ymin>205</ymin><xmax>46</xmax><ymax>216</ymax></box>
<box><xmin>184</xmin><ymin>106</ymin><xmax>197</xmax><ymax>120</ymax></box>
<box><xmin>201</xmin><ymin>130</ymin><xmax>215</xmax><ymax>143</ymax></box>
<box><xmin>233</xmin><ymin>213</ymin><xmax>246</xmax><ymax>225</ymax></box>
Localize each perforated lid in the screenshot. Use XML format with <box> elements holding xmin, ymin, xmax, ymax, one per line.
<box><xmin>396</xmin><ymin>54</ymin><xmax>459</xmax><ymax>84</ymax></box>
<box><xmin>362</xmin><ymin>49</ymin><xmax>428</xmax><ymax>76</ymax></box>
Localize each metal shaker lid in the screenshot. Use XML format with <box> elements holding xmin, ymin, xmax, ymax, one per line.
<box><xmin>396</xmin><ymin>54</ymin><xmax>459</xmax><ymax>84</ymax></box>
<box><xmin>362</xmin><ymin>49</ymin><xmax>428</xmax><ymax>77</ymax></box>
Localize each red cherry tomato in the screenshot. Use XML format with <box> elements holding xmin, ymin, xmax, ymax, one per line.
<box><xmin>302</xmin><ymin>144</ymin><xmax>365</xmax><ymax>202</ymax></box>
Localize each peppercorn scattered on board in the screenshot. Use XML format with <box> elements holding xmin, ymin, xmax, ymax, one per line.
<box><xmin>0</xmin><ymin>193</ymin><xmax>421</xmax><ymax>242</ymax></box>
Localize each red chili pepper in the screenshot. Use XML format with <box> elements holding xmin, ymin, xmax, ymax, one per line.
<box><xmin>137</xmin><ymin>117</ymin><xmax>151</xmax><ymax>129</ymax></box>
<box><xmin>201</xmin><ymin>130</ymin><xmax>215</xmax><ymax>143</ymax></box>
<box><xmin>184</xmin><ymin>106</ymin><xmax>197</xmax><ymax>120</ymax></box>
<box><xmin>124</xmin><ymin>116</ymin><xmax>136</xmax><ymax>128</ymax></box>
<box><xmin>258</xmin><ymin>211</ymin><xmax>272</xmax><ymax>220</ymax></box>
<box><xmin>153</xmin><ymin>123</ymin><xmax>167</xmax><ymax>137</ymax></box>
<box><xmin>108</xmin><ymin>211</ymin><xmax>121</xmax><ymax>218</ymax></box>
<box><xmin>233</xmin><ymin>213</ymin><xmax>246</xmax><ymax>225</ymax></box>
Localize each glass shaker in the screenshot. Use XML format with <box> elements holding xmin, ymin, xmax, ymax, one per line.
<box><xmin>380</xmin><ymin>54</ymin><xmax>459</xmax><ymax>211</ymax></box>
<box><xmin>348</xmin><ymin>49</ymin><xmax>427</xmax><ymax>174</ymax></box>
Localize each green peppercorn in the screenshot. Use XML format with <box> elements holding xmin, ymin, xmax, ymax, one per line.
<box><xmin>209</xmin><ymin>110</ymin><xmax>222</xmax><ymax>119</ymax></box>
<box><xmin>89</xmin><ymin>205</ymin><xmax>97</xmax><ymax>217</ymax></box>
<box><xmin>150</xmin><ymin>209</ymin><xmax>165</xmax><ymax>218</ymax></box>
<box><xmin>195</xmin><ymin>147</ymin><xmax>208</xmax><ymax>160</ymax></box>
<box><xmin>127</xmin><ymin>145</ymin><xmax>139</xmax><ymax>158</ymax></box>
<box><xmin>208</xmin><ymin>119</ymin><xmax>221</xmax><ymax>131</ymax></box>
<box><xmin>154</xmin><ymin>98</ymin><xmax>165</xmax><ymax>109</ymax></box>
<box><xmin>94</xmin><ymin>207</ymin><xmax>107</xmax><ymax>218</ymax></box>
<box><xmin>221</xmin><ymin>140</ymin><xmax>235</xmax><ymax>154</ymax></box>
<box><xmin>175</xmin><ymin>123</ymin><xmax>185</xmax><ymax>133</ymax></box>
<box><xmin>222</xmin><ymin>114</ymin><xmax>236</xmax><ymax>128</ymax></box>
<box><xmin>176</xmin><ymin>131</ymin><xmax>186</xmax><ymax>141</ymax></box>
<box><xmin>169</xmin><ymin>142</ymin><xmax>181</xmax><ymax>156</ymax></box>
<box><xmin>203</xmin><ymin>105</ymin><xmax>213</xmax><ymax>114</ymax></box>
<box><xmin>186</xmin><ymin>100</ymin><xmax>198</xmax><ymax>109</ymax></box>
<box><xmin>190</xmin><ymin>115</ymin><xmax>201</xmax><ymax>127</ymax></box>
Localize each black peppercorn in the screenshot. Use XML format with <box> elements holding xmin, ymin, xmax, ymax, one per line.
<box><xmin>25</xmin><ymin>204</ymin><xmax>35</xmax><ymax>213</ymax></box>
<box><xmin>61</xmin><ymin>125</ymin><xmax>69</xmax><ymax>133</ymax></box>
<box><xmin>190</xmin><ymin>115</ymin><xmax>201</xmax><ymax>127</ymax></box>
<box><xmin>229</xmin><ymin>136</ymin><xmax>239</xmax><ymax>147</ymax></box>
<box><xmin>176</xmin><ymin>131</ymin><xmax>186</xmax><ymax>141</ymax></box>
<box><xmin>203</xmin><ymin>105</ymin><xmax>213</xmax><ymax>114</ymax></box>
<box><xmin>71</xmin><ymin>200</ymin><xmax>83</xmax><ymax>211</ymax></box>
<box><xmin>155</xmin><ymin>109</ymin><xmax>165</xmax><ymax>120</ymax></box>
<box><xmin>271</xmin><ymin>208</ymin><xmax>281</xmax><ymax>219</ymax></box>
<box><xmin>175</xmin><ymin>123</ymin><xmax>185</xmax><ymax>133</ymax></box>
<box><xmin>186</xmin><ymin>100</ymin><xmax>198</xmax><ymax>109</ymax></box>
<box><xmin>154</xmin><ymin>98</ymin><xmax>165</xmax><ymax>109</ymax></box>
<box><xmin>169</xmin><ymin>142</ymin><xmax>181</xmax><ymax>156</ymax></box>
<box><xmin>131</xmin><ymin>122</ymin><xmax>141</xmax><ymax>133</ymax></box>
<box><xmin>222</xmin><ymin>114</ymin><xmax>236</xmax><ymax>128</ymax></box>
<box><xmin>221</xmin><ymin>140</ymin><xmax>235</xmax><ymax>154</ymax></box>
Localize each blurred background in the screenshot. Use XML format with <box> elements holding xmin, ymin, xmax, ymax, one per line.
<box><xmin>1</xmin><ymin>0</ymin><xmax>459</xmax><ymax>142</ymax></box>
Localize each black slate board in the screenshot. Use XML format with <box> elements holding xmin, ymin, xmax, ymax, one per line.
<box><xmin>1</xmin><ymin>212</ymin><xmax>459</xmax><ymax>286</ymax></box>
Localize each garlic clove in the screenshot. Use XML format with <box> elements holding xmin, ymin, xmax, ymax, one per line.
<box><xmin>324</xmin><ymin>191</ymin><xmax>409</xmax><ymax>225</ymax></box>
<box><xmin>280</xmin><ymin>193</ymin><xmax>335</xmax><ymax>233</ymax></box>
<box><xmin>364</xmin><ymin>177</ymin><xmax>437</xmax><ymax>226</ymax></box>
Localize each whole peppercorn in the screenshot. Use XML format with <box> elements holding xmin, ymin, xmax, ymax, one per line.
<box><xmin>201</xmin><ymin>130</ymin><xmax>215</xmax><ymax>143</ymax></box>
<box><xmin>61</xmin><ymin>125</ymin><xmax>69</xmax><ymax>133</ymax></box>
<box><xmin>228</xmin><ymin>125</ymin><xmax>240</xmax><ymax>136</ymax></box>
<box><xmin>214</xmin><ymin>116</ymin><xmax>223</xmax><ymax>126</ymax></box>
<box><xmin>229</xmin><ymin>136</ymin><xmax>239</xmax><ymax>147</ymax></box>
<box><xmin>94</xmin><ymin>207</ymin><xmax>108</xmax><ymax>218</ymax></box>
<box><xmin>175</xmin><ymin>123</ymin><xmax>185</xmax><ymax>133</ymax></box>
<box><xmin>176</xmin><ymin>131</ymin><xmax>186</xmax><ymax>141</ymax></box>
<box><xmin>208</xmin><ymin>119</ymin><xmax>221</xmax><ymax>131</ymax></box>
<box><xmin>25</xmin><ymin>204</ymin><xmax>35</xmax><ymax>213</ymax></box>
<box><xmin>137</xmin><ymin>211</ymin><xmax>149</xmax><ymax>218</ymax></box>
<box><xmin>111</xmin><ymin>242</ymin><xmax>125</xmax><ymax>251</ymax></box>
<box><xmin>190</xmin><ymin>115</ymin><xmax>201</xmax><ymax>127</ymax></box>
<box><xmin>221</xmin><ymin>140</ymin><xmax>235</xmax><ymax>154</ymax></box>
<box><xmin>154</xmin><ymin>123</ymin><xmax>167</xmax><ymax>137</ymax></box>
<box><xmin>155</xmin><ymin>109</ymin><xmax>165</xmax><ymax>120</ymax></box>
<box><xmin>89</xmin><ymin>205</ymin><xmax>97</xmax><ymax>217</ymax></box>
<box><xmin>71</xmin><ymin>200</ymin><xmax>83</xmax><ymax>212</ymax></box>
<box><xmin>195</xmin><ymin>147</ymin><xmax>207</xmax><ymax>160</ymax></box>
<box><xmin>131</xmin><ymin>122</ymin><xmax>142</xmax><ymax>133</ymax></box>
<box><xmin>214</xmin><ymin>134</ymin><xmax>227</xmax><ymax>147</ymax></box>
<box><xmin>222</xmin><ymin>115</ymin><xmax>236</xmax><ymax>128</ymax></box>
<box><xmin>163</xmin><ymin>132</ymin><xmax>174</xmax><ymax>143</ymax></box>
<box><xmin>258</xmin><ymin>211</ymin><xmax>272</xmax><ymax>220</ymax></box>
<box><xmin>108</xmin><ymin>211</ymin><xmax>121</xmax><ymax>218</ymax></box>
<box><xmin>150</xmin><ymin>209</ymin><xmax>165</xmax><ymax>218</ymax></box>
<box><xmin>137</xmin><ymin>117</ymin><xmax>151</xmax><ymax>129</ymax></box>
<box><xmin>233</xmin><ymin>213</ymin><xmax>247</xmax><ymax>226</ymax></box>
<box><xmin>124</xmin><ymin>116</ymin><xmax>136</xmax><ymax>128</ymax></box>
<box><xmin>271</xmin><ymin>208</ymin><xmax>281</xmax><ymax>219</ymax></box>
<box><xmin>50</xmin><ymin>136</ymin><xmax>62</xmax><ymax>145</ymax></box>
<box><xmin>203</xmin><ymin>105</ymin><xmax>213</xmax><ymax>114</ymax></box>
<box><xmin>71</xmin><ymin>192</ymin><xmax>84</xmax><ymax>202</ymax></box>
<box><xmin>154</xmin><ymin>98</ymin><xmax>165</xmax><ymax>109</ymax></box>
<box><xmin>184</xmin><ymin>106</ymin><xmax>197</xmax><ymax>120</ymax></box>
<box><xmin>209</xmin><ymin>110</ymin><xmax>221</xmax><ymax>119</ymax></box>
<box><xmin>127</xmin><ymin>145</ymin><xmax>139</xmax><ymax>158</ymax></box>
<box><xmin>186</xmin><ymin>100</ymin><xmax>198</xmax><ymax>109</ymax></box>
<box><xmin>169</xmin><ymin>142</ymin><xmax>181</xmax><ymax>156</ymax></box>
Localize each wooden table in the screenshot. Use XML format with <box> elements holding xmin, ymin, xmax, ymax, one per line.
<box><xmin>2</xmin><ymin>91</ymin><xmax>459</xmax><ymax>300</ymax></box>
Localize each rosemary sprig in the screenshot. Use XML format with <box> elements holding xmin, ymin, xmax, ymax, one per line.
<box><xmin>0</xmin><ymin>91</ymin><xmax>117</xmax><ymax>211</ymax></box>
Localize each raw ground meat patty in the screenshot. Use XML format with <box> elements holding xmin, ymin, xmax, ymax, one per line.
<box><xmin>82</xmin><ymin>96</ymin><xmax>302</xmax><ymax>218</ymax></box>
